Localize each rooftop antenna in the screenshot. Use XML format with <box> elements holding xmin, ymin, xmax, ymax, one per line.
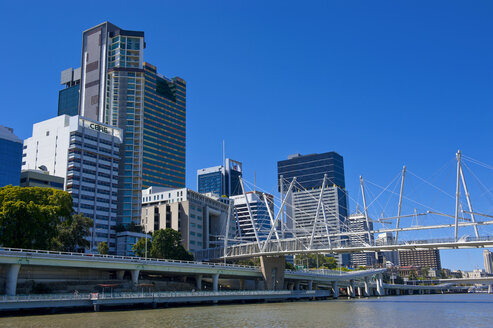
<box><xmin>222</xmin><ymin>140</ymin><xmax>226</xmax><ymax>196</ymax></box>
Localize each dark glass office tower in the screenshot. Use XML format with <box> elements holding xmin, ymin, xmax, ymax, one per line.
<box><xmin>277</xmin><ymin>152</ymin><xmax>345</xmax><ymax>191</ymax></box>
<box><xmin>277</xmin><ymin>152</ymin><xmax>350</xmax><ymax>266</ymax></box>
<box><xmin>197</xmin><ymin>159</ymin><xmax>242</xmax><ymax>197</ymax></box>
<box><xmin>142</xmin><ymin>63</ymin><xmax>186</xmax><ymax>189</ymax></box>
<box><xmin>58</xmin><ymin>68</ymin><xmax>81</xmax><ymax>116</ymax></box>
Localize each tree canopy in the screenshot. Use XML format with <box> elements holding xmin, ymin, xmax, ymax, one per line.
<box><xmin>52</xmin><ymin>213</ymin><xmax>93</xmax><ymax>252</ymax></box>
<box><xmin>97</xmin><ymin>241</ymin><xmax>109</xmax><ymax>255</ymax></box>
<box><xmin>0</xmin><ymin>186</ymin><xmax>73</xmax><ymax>249</ymax></box>
<box><xmin>295</xmin><ymin>254</ymin><xmax>338</xmax><ymax>269</ymax></box>
<box><xmin>133</xmin><ymin>228</ymin><xmax>193</xmax><ymax>261</ymax></box>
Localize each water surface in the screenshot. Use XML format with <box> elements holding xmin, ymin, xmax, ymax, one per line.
<box><xmin>1</xmin><ymin>294</ymin><xmax>492</xmax><ymax>328</ymax></box>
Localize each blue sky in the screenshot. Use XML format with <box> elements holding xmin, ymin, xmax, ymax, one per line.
<box><xmin>1</xmin><ymin>0</ymin><xmax>492</xmax><ymax>270</ymax></box>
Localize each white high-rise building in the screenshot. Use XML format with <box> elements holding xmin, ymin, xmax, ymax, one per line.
<box><xmin>230</xmin><ymin>191</ymin><xmax>274</xmax><ymax>242</ymax></box>
<box><xmin>22</xmin><ymin>115</ymin><xmax>122</xmax><ymax>253</ymax></box>
<box><xmin>484</xmin><ymin>249</ymin><xmax>493</xmax><ymax>274</ymax></box>
<box><xmin>347</xmin><ymin>213</ymin><xmax>375</xmax><ymax>267</ymax></box>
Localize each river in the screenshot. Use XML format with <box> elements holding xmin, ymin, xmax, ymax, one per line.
<box><xmin>1</xmin><ymin>294</ymin><xmax>492</xmax><ymax>327</ymax></box>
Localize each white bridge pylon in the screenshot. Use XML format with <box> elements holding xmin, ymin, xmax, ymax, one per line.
<box><xmin>217</xmin><ymin>150</ymin><xmax>493</xmax><ymax>260</ymax></box>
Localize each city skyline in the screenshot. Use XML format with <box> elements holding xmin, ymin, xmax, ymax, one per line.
<box><xmin>1</xmin><ymin>1</ymin><xmax>493</xmax><ymax>270</ymax></box>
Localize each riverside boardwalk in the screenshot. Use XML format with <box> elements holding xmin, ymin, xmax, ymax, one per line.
<box><xmin>0</xmin><ymin>247</ymin><xmax>466</xmax><ymax>313</ymax></box>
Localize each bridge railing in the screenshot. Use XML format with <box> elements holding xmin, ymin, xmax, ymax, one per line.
<box><xmin>221</xmin><ymin>234</ymin><xmax>493</xmax><ymax>258</ymax></box>
<box><xmin>0</xmin><ymin>290</ymin><xmax>321</xmax><ymax>302</ymax></box>
<box><xmin>0</xmin><ymin>247</ymin><xmax>259</xmax><ymax>271</ymax></box>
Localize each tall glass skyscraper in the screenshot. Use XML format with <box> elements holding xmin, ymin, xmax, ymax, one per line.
<box><xmin>277</xmin><ymin>152</ymin><xmax>350</xmax><ymax>265</ymax></box>
<box><xmin>142</xmin><ymin>63</ymin><xmax>186</xmax><ymax>189</ymax></box>
<box><xmin>0</xmin><ymin>126</ymin><xmax>22</xmax><ymax>187</ymax></box>
<box><xmin>76</xmin><ymin>22</ymin><xmax>186</xmax><ymax>225</ymax></box>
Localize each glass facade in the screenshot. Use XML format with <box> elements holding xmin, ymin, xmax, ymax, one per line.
<box><xmin>142</xmin><ymin>63</ymin><xmax>186</xmax><ymax>189</ymax></box>
<box><xmin>277</xmin><ymin>152</ymin><xmax>346</xmax><ymax>191</ymax></box>
<box><xmin>58</xmin><ymin>85</ymin><xmax>80</xmax><ymax>116</ymax></box>
<box><xmin>0</xmin><ymin>137</ymin><xmax>22</xmax><ymax>187</ymax></box>
<box><xmin>198</xmin><ymin>171</ymin><xmax>222</xmax><ymax>195</ymax></box>
<box><xmin>99</xmin><ymin>30</ymin><xmax>145</xmax><ymax>226</ymax></box>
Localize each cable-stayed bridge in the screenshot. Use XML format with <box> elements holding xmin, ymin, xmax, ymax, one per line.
<box><xmin>195</xmin><ymin>150</ymin><xmax>493</xmax><ymax>261</ymax></box>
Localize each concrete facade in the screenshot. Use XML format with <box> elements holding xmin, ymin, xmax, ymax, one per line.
<box><xmin>141</xmin><ymin>187</ymin><xmax>235</xmax><ymax>253</ymax></box>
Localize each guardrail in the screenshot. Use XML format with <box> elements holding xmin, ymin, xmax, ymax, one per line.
<box><xmin>0</xmin><ymin>290</ymin><xmax>318</xmax><ymax>303</ymax></box>
<box><xmin>0</xmin><ymin>247</ymin><xmax>258</xmax><ymax>271</ymax></box>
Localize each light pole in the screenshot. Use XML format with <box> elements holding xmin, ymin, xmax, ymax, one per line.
<box><xmin>144</xmin><ymin>218</ymin><xmax>148</xmax><ymax>260</ymax></box>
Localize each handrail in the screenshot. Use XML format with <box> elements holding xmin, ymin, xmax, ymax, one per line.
<box><xmin>0</xmin><ymin>290</ymin><xmax>325</xmax><ymax>303</ymax></box>
<box><xmin>0</xmin><ymin>247</ymin><xmax>258</xmax><ymax>270</ymax></box>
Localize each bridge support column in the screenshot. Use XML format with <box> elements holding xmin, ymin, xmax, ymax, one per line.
<box><xmin>254</xmin><ymin>279</ymin><xmax>260</xmax><ymax>290</ymax></box>
<box><xmin>6</xmin><ymin>264</ymin><xmax>21</xmax><ymax>296</ymax></box>
<box><xmin>212</xmin><ymin>274</ymin><xmax>219</xmax><ymax>292</ymax></box>
<box><xmin>131</xmin><ymin>269</ymin><xmax>140</xmax><ymax>285</ymax></box>
<box><xmin>294</xmin><ymin>281</ymin><xmax>301</xmax><ymax>290</ymax></box>
<box><xmin>196</xmin><ymin>275</ymin><xmax>203</xmax><ymax>290</ymax></box>
<box><xmin>358</xmin><ymin>287</ymin><xmax>362</xmax><ymax>297</ymax></box>
<box><xmin>308</xmin><ymin>280</ymin><xmax>313</xmax><ymax>291</ymax></box>
<box><xmin>488</xmin><ymin>284</ymin><xmax>493</xmax><ymax>294</ymax></box>
<box><xmin>260</xmin><ymin>256</ymin><xmax>285</xmax><ymax>290</ymax></box>
<box><xmin>239</xmin><ymin>279</ymin><xmax>245</xmax><ymax>290</ymax></box>
<box><xmin>396</xmin><ymin>289</ymin><xmax>400</xmax><ymax>295</ymax></box>
<box><xmin>376</xmin><ymin>274</ymin><xmax>384</xmax><ymax>296</ymax></box>
<box><xmin>349</xmin><ymin>280</ymin><xmax>355</xmax><ymax>298</ymax></box>
<box><xmin>332</xmin><ymin>282</ymin><xmax>339</xmax><ymax>299</ymax></box>
<box><xmin>116</xmin><ymin>270</ymin><xmax>125</xmax><ymax>280</ymax></box>
<box><xmin>364</xmin><ymin>277</ymin><xmax>370</xmax><ymax>297</ymax></box>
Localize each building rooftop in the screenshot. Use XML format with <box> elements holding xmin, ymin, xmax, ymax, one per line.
<box><xmin>0</xmin><ymin>125</ymin><xmax>22</xmax><ymax>144</ymax></box>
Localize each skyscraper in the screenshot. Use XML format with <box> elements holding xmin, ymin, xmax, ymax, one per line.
<box><xmin>347</xmin><ymin>213</ymin><xmax>375</xmax><ymax>267</ymax></box>
<box><xmin>142</xmin><ymin>63</ymin><xmax>186</xmax><ymax>189</ymax></box>
<box><xmin>277</xmin><ymin>152</ymin><xmax>349</xmax><ymax>265</ymax></box>
<box><xmin>58</xmin><ymin>68</ymin><xmax>81</xmax><ymax>116</ymax></box>
<box><xmin>75</xmin><ymin>22</ymin><xmax>186</xmax><ymax>225</ymax></box>
<box><xmin>22</xmin><ymin>115</ymin><xmax>122</xmax><ymax>253</ymax></box>
<box><xmin>197</xmin><ymin>158</ymin><xmax>242</xmax><ymax>197</ymax></box>
<box><xmin>483</xmin><ymin>249</ymin><xmax>493</xmax><ymax>274</ymax></box>
<box><xmin>0</xmin><ymin>126</ymin><xmax>22</xmax><ymax>187</ymax></box>
<box><xmin>230</xmin><ymin>191</ymin><xmax>274</xmax><ymax>242</ymax></box>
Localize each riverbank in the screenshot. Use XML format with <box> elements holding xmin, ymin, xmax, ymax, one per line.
<box><xmin>1</xmin><ymin>294</ymin><xmax>492</xmax><ymax>328</ymax></box>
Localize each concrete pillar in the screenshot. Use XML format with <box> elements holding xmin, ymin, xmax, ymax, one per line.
<box><xmin>260</xmin><ymin>256</ymin><xmax>285</xmax><ymax>290</ymax></box>
<box><xmin>376</xmin><ymin>274</ymin><xmax>384</xmax><ymax>296</ymax></box>
<box><xmin>212</xmin><ymin>274</ymin><xmax>219</xmax><ymax>292</ymax></box>
<box><xmin>116</xmin><ymin>270</ymin><xmax>125</xmax><ymax>280</ymax></box>
<box><xmin>358</xmin><ymin>287</ymin><xmax>362</xmax><ymax>297</ymax></box>
<box><xmin>308</xmin><ymin>280</ymin><xmax>313</xmax><ymax>291</ymax></box>
<box><xmin>294</xmin><ymin>281</ymin><xmax>301</xmax><ymax>290</ymax></box>
<box><xmin>349</xmin><ymin>280</ymin><xmax>355</xmax><ymax>298</ymax></box>
<box><xmin>131</xmin><ymin>269</ymin><xmax>140</xmax><ymax>285</ymax></box>
<box><xmin>396</xmin><ymin>289</ymin><xmax>400</xmax><ymax>295</ymax></box>
<box><xmin>488</xmin><ymin>284</ymin><xmax>493</xmax><ymax>294</ymax></box>
<box><xmin>6</xmin><ymin>264</ymin><xmax>21</xmax><ymax>296</ymax></box>
<box><xmin>239</xmin><ymin>279</ymin><xmax>245</xmax><ymax>290</ymax></box>
<box><xmin>254</xmin><ymin>279</ymin><xmax>260</xmax><ymax>290</ymax></box>
<box><xmin>364</xmin><ymin>277</ymin><xmax>370</xmax><ymax>297</ymax></box>
<box><xmin>313</xmin><ymin>283</ymin><xmax>318</xmax><ymax>291</ymax></box>
<box><xmin>196</xmin><ymin>275</ymin><xmax>203</xmax><ymax>290</ymax></box>
<box><xmin>332</xmin><ymin>282</ymin><xmax>339</xmax><ymax>299</ymax></box>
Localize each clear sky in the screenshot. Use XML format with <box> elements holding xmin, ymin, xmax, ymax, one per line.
<box><xmin>1</xmin><ymin>0</ymin><xmax>492</xmax><ymax>270</ymax></box>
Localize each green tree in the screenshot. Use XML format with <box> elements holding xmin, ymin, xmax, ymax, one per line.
<box><xmin>296</xmin><ymin>254</ymin><xmax>338</xmax><ymax>269</ymax></box>
<box><xmin>97</xmin><ymin>241</ymin><xmax>109</xmax><ymax>255</ymax></box>
<box><xmin>150</xmin><ymin>229</ymin><xmax>193</xmax><ymax>261</ymax></box>
<box><xmin>0</xmin><ymin>186</ymin><xmax>72</xmax><ymax>249</ymax></box>
<box><xmin>133</xmin><ymin>229</ymin><xmax>193</xmax><ymax>261</ymax></box>
<box><xmin>132</xmin><ymin>236</ymin><xmax>149</xmax><ymax>257</ymax></box>
<box><xmin>51</xmin><ymin>213</ymin><xmax>93</xmax><ymax>252</ymax></box>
